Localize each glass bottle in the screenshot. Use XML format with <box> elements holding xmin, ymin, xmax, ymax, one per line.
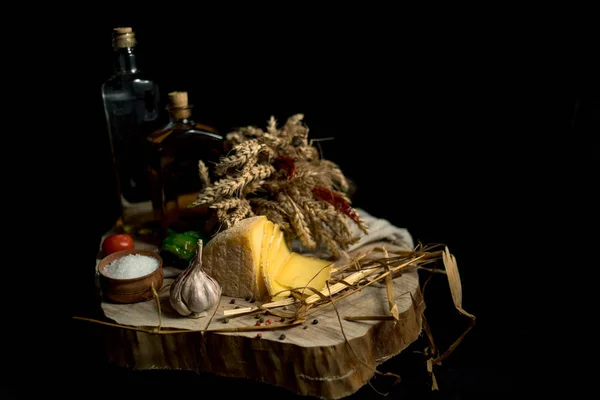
<box><xmin>147</xmin><ymin>91</ymin><xmax>225</xmax><ymax>235</ymax></box>
<box><xmin>101</xmin><ymin>27</ymin><xmax>161</xmax><ymax>235</ymax></box>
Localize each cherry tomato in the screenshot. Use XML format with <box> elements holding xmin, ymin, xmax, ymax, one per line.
<box><xmin>102</xmin><ymin>233</ymin><xmax>134</xmax><ymax>255</ymax></box>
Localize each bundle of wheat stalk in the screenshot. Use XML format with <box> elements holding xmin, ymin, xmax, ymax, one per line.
<box><xmin>189</xmin><ymin>114</ymin><xmax>368</xmax><ymax>258</ymax></box>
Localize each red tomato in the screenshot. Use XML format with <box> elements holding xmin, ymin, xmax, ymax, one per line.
<box><xmin>102</xmin><ymin>233</ymin><xmax>134</xmax><ymax>255</ymax></box>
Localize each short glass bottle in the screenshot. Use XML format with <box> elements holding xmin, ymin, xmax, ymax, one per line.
<box><xmin>147</xmin><ymin>91</ymin><xmax>225</xmax><ymax>236</ymax></box>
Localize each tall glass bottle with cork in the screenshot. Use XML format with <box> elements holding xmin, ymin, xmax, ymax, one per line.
<box><xmin>148</xmin><ymin>91</ymin><xmax>225</xmax><ymax>236</ymax></box>
<box><xmin>102</xmin><ymin>27</ymin><xmax>161</xmax><ymax>235</ymax></box>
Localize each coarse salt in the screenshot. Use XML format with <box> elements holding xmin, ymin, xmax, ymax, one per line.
<box><xmin>103</xmin><ymin>254</ymin><xmax>159</xmax><ymax>279</ymax></box>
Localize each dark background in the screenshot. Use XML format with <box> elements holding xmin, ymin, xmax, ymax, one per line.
<box><xmin>19</xmin><ymin>7</ymin><xmax>596</xmax><ymax>400</ymax></box>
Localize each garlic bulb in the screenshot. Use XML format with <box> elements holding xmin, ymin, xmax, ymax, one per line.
<box><xmin>169</xmin><ymin>239</ymin><xmax>222</xmax><ymax>318</ymax></box>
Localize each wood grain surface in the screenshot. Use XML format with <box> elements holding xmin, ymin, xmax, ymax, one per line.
<box><xmin>95</xmin><ymin>231</ymin><xmax>424</xmax><ymax>399</ymax></box>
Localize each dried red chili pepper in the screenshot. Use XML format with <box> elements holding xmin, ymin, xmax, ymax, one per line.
<box><xmin>273</xmin><ymin>155</ymin><xmax>296</xmax><ymax>180</ymax></box>
<box><xmin>312</xmin><ymin>186</ymin><xmax>361</xmax><ymax>224</ymax></box>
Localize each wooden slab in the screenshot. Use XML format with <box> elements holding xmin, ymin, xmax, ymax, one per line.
<box><xmin>95</xmin><ymin>233</ymin><xmax>424</xmax><ymax>399</ymax></box>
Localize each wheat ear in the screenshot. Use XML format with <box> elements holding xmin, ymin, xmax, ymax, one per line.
<box><xmin>266</xmin><ymin>116</ymin><xmax>278</xmax><ymax>135</ymax></box>
<box><xmin>223</xmin><ymin>199</ymin><xmax>254</xmax><ymax>228</ymax></box>
<box><xmin>280</xmin><ymin>193</ymin><xmax>316</xmax><ymax>250</ymax></box>
<box><xmin>190</xmin><ymin>165</ymin><xmax>274</xmax><ymax>207</ymax></box>
<box><xmin>210</xmin><ymin>198</ymin><xmax>243</xmax><ymax>210</ymax></box>
<box><xmin>198</xmin><ymin>160</ymin><xmax>210</xmax><ymax>187</ymax></box>
<box><xmin>320</xmin><ymin>160</ymin><xmax>349</xmax><ymax>192</ymax></box>
<box><xmin>216</xmin><ymin>140</ymin><xmax>264</xmax><ymax>175</ymax></box>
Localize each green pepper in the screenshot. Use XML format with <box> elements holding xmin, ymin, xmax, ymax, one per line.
<box><xmin>160</xmin><ymin>230</ymin><xmax>205</xmax><ymax>262</ymax></box>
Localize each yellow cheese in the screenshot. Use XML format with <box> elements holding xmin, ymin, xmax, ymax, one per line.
<box><xmin>262</xmin><ymin>225</ymin><xmax>293</xmax><ymax>300</ymax></box>
<box><xmin>259</xmin><ymin>220</ymin><xmax>275</xmax><ymax>293</ymax></box>
<box><xmin>201</xmin><ymin>215</ymin><xmax>268</xmax><ymax>299</ymax></box>
<box><xmin>275</xmin><ymin>252</ymin><xmax>333</xmax><ymax>296</ymax></box>
<box><xmin>271</xmin><ymin>229</ymin><xmax>292</xmax><ymax>274</ymax></box>
<box><xmin>202</xmin><ymin>215</ymin><xmax>332</xmax><ymax>302</ymax></box>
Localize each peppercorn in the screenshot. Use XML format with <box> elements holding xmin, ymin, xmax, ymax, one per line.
<box><xmin>249</xmin><ymin>299</ymin><xmax>256</xmax><ymax>303</ymax></box>
<box><xmin>279</xmin><ymin>334</ymin><xmax>286</xmax><ymax>340</ymax></box>
<box><xmin>279</xmin><ymin>317</ymin><xmax>285</xmax><ymax>322</ymax></box>
<box><xmin>235</xmin><ymin>306</ymin><xmax>240</xmax><ymax>309</ymax></box>
<box><xmin>312</xmin><ymin>319</ymin><xmax>318</xmax><ymax>325</ymax></box>
<box><xmin>255</xmin><ymin>314</ymin><xmax>260</xmax><ymax>319</ymax></box>
<box><xmin>229</xmin><ymin>299</ymin><xmax>236</xmax><ymax>304</ymax></box>
<box><xmin>256</xmin><ymin>333</ymin><xmax>263</xmax><ymax>339</ymax></box>
<box><xmin>303</xmin><ymin>325</ymin><xmax>308</xmax><ymax>330</ymax></box>
<box><xmin>245</xmin><ymin>297</ymin><xmax>251</xmax><ymax>301</ymax></box>
<box><xmin>223</xmin><ymin>318</ymin><xmax>229</xmax><ymax>323</ymax></box>
<box><xmin>259</xmin><ymin>317</ymin><xmax>264</xmax><ymax>323</ymax></box>
<box><xmin>255</xmin><ymin>321</ymin><xmax>261</xmax><ymax>326</ymax></box>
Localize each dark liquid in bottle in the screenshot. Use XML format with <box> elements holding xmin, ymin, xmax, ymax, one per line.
<box><xmin>103</xmin><ymin>80</ymin><xmax>159</xmax><ymax>204</ymax></box>
<box><xmin>148</xmin><ymin>121</ymin><xmax>224</xmax><ymax>235</ymax></box>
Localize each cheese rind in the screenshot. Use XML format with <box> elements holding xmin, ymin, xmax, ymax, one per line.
<box><xmin>201</xmin><ymin>215</ymin><xmax>268</xmax><ymax>300</ymax></box>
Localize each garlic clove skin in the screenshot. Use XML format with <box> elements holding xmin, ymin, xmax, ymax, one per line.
<box><xmin>184</xmin><ymin>269</ymin><xmax>221</xmax><ymax>317</ymax></box>
<box><xmin>169</xmin><ymin>240</ymin><xmax>222</xmax><ymax>318</ymax></box>
<box><xmin>169</xmin><ymin>262</ymin><xmax>193</xmax><ymax>316</ymax></box>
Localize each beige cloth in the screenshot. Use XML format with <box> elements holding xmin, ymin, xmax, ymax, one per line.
<box><xmin>348</xmin><ymin>208</ymin><xmax>414</xmax><ymax>251</ymax></box>
<box><xmin>291</xmin><ymin>207</ymin><xmax>414</xmax><ymax>258</ymax></box>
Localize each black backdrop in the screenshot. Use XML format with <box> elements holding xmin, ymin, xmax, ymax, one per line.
<box><xmin>32</xmin><ymin>8</ymin><xmax>596</xmax><ymax>400</ymax></box>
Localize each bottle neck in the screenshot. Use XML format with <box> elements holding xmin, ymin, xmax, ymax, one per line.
<box><xmin>113</xmin><ymin>47</ymin><xmax>138</xmax><ymax>74</ymax></box>
<box><xmin>169</xmin><ymin>107</ymin><xmax>193</xmax><ymax>122</ymax></box>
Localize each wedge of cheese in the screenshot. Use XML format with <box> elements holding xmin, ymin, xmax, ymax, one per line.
<box><xmin>275</xmin><ymin>252</ymin><xmax>333</xmax><ymax>297</ymax></box>
<box><xmin>201</xmin><ymin>215</ymin><xmax>268</xmax><ymax>300</ymax></box>
<box><xmin>202</xmin><ymin>215</ymin><xmax>333</xmax><ymax>301</ymax></box>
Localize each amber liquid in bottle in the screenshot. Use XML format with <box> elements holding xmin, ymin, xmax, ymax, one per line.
<box><xmin>147</xmin><ymin>92</ymin><xmax>224</xmax><ymax>236</ymax></box>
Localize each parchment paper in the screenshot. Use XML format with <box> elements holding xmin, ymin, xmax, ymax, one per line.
<box><xmin>99</xmin><ymin>208</ymin><xmax>415</xmax><ymax>329</ymax></box>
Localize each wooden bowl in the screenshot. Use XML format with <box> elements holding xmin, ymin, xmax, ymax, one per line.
<box><xmin>98</xmin><ymin>249</ymin><xmax>164</xmax><ymax>304</ymax></box>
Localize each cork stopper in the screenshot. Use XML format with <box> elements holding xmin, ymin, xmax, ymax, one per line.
<box><xmin>114</xmin><ymin>27</ymin><xmax>133</xmax><ymax>34</ymax></box>
<box><xmin>168</xmin><ymin>92</ymin><xmax>189</xmax><ymax>108</ymax></box>
<box><xmin>168</xmin><ymin>91</ymin><xmax>192</xmax><ymax>119</ymax></box>
<box><xmin>112</xmin><ymin>27</ymin><xmax>136</xmax><ymax>49</ymax></box>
